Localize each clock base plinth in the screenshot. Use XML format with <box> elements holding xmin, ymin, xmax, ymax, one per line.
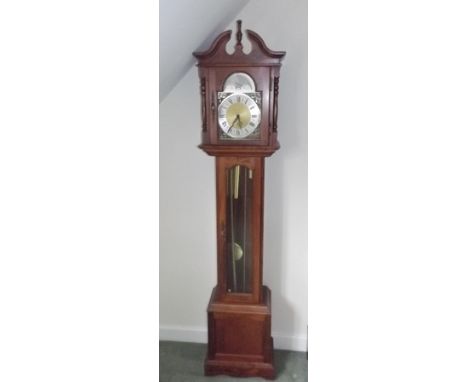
<box><xmin>204</xmin><ymin>286</ymin><xmax>275</xmax><ymax>379</ymax></box>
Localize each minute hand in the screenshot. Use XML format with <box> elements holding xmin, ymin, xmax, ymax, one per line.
<box><xmin>227</xmin><ymin>114</ymin><xmax>240</xmax><ymax>133</ymax></box>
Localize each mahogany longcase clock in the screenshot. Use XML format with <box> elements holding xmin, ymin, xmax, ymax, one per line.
<box><xmin>193</xmin><ymin>20</ymin><xmax>285</xmax><ymax>379</ymax></box>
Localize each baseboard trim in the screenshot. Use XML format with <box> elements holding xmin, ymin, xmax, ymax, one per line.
<box><xmin>273</xmin><ymin>332</ymin><xmax>307</xmax><ymax>352</ymax></box>
<box><xmin>159</xmin><ymin>325</ymin><xmax>306</xmax><ymax>352</ymax></box>
<box><xmin>159</xmin><ymin>325</ymin><xmax>208</xmax><ymax>344</ymax></box>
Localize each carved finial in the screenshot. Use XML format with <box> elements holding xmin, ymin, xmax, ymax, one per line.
<box><xmin>235</xmin><ymin>20</ymin><xmax>243</xmax><ymax>49</ymax></box>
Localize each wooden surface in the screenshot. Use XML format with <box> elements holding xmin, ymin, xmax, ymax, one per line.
<box><xmin>205</xmin><ymin>286</ymin><xmax>275</xmax><ymax>379</ymax></box>
<box><xmin>192</xmin><ymin>21</ymin><xmax>285</xmax><ymax>379</ymax></box>
<box><xmin>193</xmin><ymin>20</ymin><xmax>285</xmax><ymax>154</ymax></box>
<box><xmin>215</xmin><ymin>156</ymin><xmax>265</xmax><ymax>305</ymax></box>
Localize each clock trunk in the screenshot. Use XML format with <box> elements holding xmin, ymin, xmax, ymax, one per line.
<box><xmin>215</xmin><ymin>156</ymin><xmax>264</xmax><ymax>305</ymax></box>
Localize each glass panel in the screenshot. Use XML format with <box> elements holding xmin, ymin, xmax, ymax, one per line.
<box><xmin>226</xmin><ymin>165</ymin><xmax>253</xmax><ymax>294</ymax></box>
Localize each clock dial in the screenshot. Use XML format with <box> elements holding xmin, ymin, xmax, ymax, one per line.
<box><xmin>218</xmin><ymin>94</ymin><xmax>261</xmax><ymax>139</ymax></box>
<box><xmin>223</xmin><ymin>72</ymin><xmax>255</xmax><ymax>93</ymax></box>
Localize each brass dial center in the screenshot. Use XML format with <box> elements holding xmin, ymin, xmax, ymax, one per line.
<box><xmin>226</xmin><ymin>102</ymin><xmax>251</xmax><ymax>129</ymax></box>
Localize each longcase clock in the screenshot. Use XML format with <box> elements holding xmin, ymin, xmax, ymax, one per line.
<box><xmin>193</xmin><ymin>20</ymin><xmax>285</xmax><ymax>379</ymax></box>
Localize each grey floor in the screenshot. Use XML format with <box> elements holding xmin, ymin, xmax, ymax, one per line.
<box><xmin>160</xmin><ymin>341</ymin><xmax>307</xmax><ymax>382</ymax></box>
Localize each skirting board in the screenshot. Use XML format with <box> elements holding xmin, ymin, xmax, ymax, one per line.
<box><xmin>159</xmin><ymin>325</ymin><xmax>307</xmax><ymax>352</ymax></box>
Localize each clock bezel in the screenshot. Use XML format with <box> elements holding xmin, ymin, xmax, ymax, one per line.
<box><xmin>217</xmin><ymin>92</ymin><xmax>262</xmax><ymax>140</ymax></box>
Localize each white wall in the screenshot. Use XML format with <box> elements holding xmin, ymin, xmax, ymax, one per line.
<box><xmin>159</xmin><ymin>0</ymin><xmax>248</xmax><ymax>100</ymax></box>
<box><xmin>160</xmin><ymin>0</ymin><xmax>308</xmax><ymax>351</ymax></box>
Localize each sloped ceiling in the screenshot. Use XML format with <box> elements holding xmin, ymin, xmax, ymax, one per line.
<box><xmin>159</xmin><ymin>0</ymin><xmax>249</xmax><ymax>101</ymax></box>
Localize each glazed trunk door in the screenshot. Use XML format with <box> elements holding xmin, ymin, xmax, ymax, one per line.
<box><xmin>226</xmin><ymin>164</ymin><xmax>253</xmax><ymax>293</ymax></box>
<box><xmin>216</xmin><ymin>157</ymin><xmax>264</xmax><ymax>304</ymax></box>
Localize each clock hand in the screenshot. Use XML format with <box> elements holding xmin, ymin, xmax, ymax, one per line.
<box><xmin>227</xmin><ymin>114</ymin><xmax>240</xmax><ymax>133</ymax></box>
<box><xmin>236</xmin><ymin>116</ymin><xmax>242</xmax><ymax>128</ymax></box>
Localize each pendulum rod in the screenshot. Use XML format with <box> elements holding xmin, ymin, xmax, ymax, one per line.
<box><xmin>242</xmin><ymin>167</ymin><xmax>248</xmax><ymax>292</ymax></box>
<box><xmin>230</xmin><ymin>166</ymin><xmax>240</xmax><ymax>292</ymax></box>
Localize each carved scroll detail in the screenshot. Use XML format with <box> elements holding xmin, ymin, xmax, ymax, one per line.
<box><xmin>235</xmin><ymin>20</ymin><xmax>243</xmax><ymax>50</ymax></box>
<box><xmin>273</xmin><ymin>76</ymin><xmax>279</xmax><ymax>132</ymax></box>
<box><xmin>200</xmin><ymin>77</ymin><xmax>207</xmax><ymax>131</ymax></box>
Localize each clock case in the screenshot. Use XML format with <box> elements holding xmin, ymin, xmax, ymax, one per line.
<box><xmin>193</xmin><ymin>21</ymin><xmax>285</xmax><ymax>379</ymax></box>
<box><xmin>194</xmin><ymin>21</ymin><xmax>285</xmax><ymax>157</ymax></box>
